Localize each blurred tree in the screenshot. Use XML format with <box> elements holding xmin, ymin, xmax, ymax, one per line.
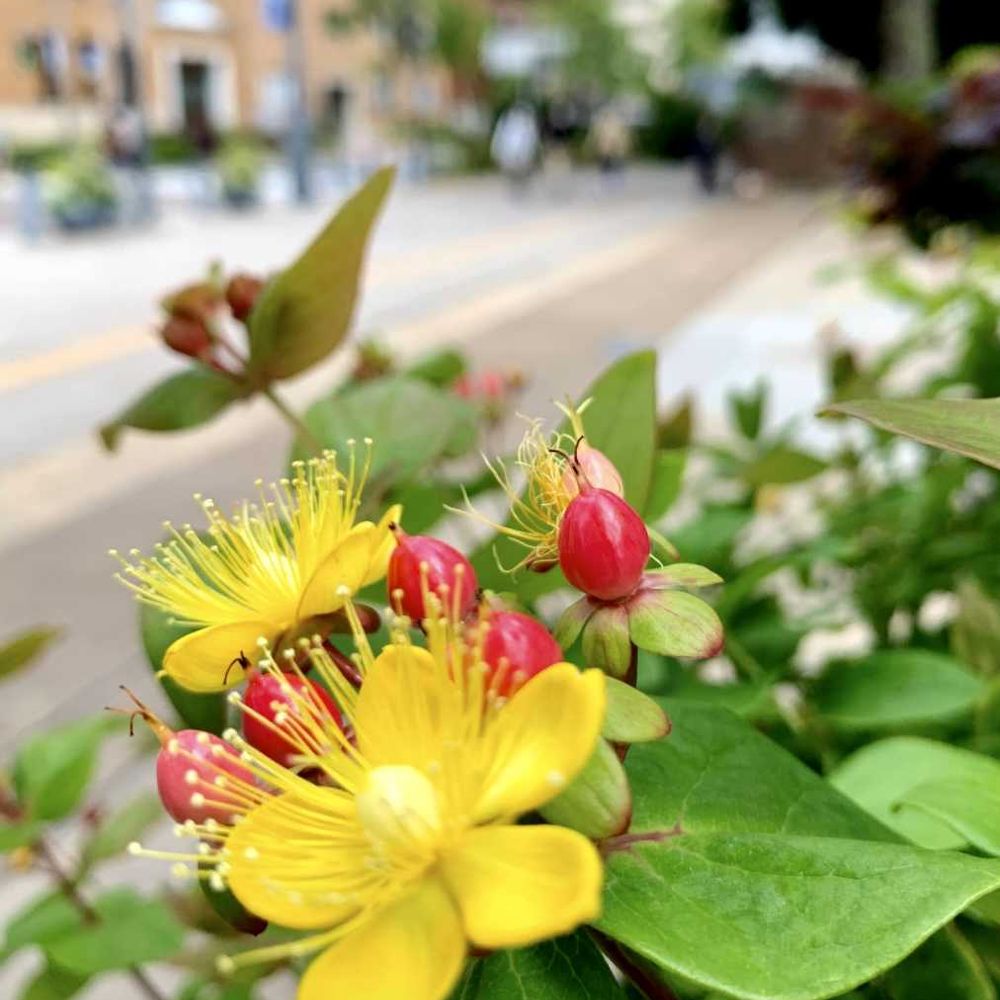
<box><xmin>540</xmin><ymin>0</ymin><xmax>644</xmax><ymax>95</ymax></box>
<box><xmin>881</xmin><ymin>0</ymin><xmax>937</xmax><ymax>81</ymax></box>
<box><xmin>434</xmin><ymin>0</ymin><xmax>490</xmax><ymax>95</ymax></box>
<box><xmin>667</xmin><ymin>0</ymin><xmax>728</xmax><ymax>72</ymax></box>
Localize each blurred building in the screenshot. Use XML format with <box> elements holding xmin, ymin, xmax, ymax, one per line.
<box><xmin>0</xmin><ymin>0</ymin><xmax>449</xmax><ymax>146</ymax></box>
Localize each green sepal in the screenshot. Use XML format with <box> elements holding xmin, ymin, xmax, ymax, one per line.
<box><xmin>628</xmin><ymin>589</ymin><xmax>723</xmax><ymax>660</ymax></box>
<box><xmin>604</xmin><ymin>678</ymin><xmax>671</xmax><ymax>743</ymax></box>
<box><xmin>554</xmin><ymin>595</ymin><xmax>595</xmax><ymax>649</ymax></box>
<box><xmin>539</xmin><ymin>738</ymin><xmax>632</xmax><ymax>839</ymax></box>
<box><xmin>582</xmin><ymin>604</ymin><xmax>633</xmax><ymax>678</ymax></box>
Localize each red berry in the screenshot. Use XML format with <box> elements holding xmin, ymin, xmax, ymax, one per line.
<box><xmin>242</xmin><ymin>673</ymin><xmax>343</xmax><ymax>767</ymax></box>
<box><xmin>558</xmin><ymin>487</ymin><xmax>650</xmax><ymax>601</ymax></box>
<box><xmin>156</xmin><ymin>729</ymin><xmax>254</xmax><ymax>826</ymax></box>
<box><xmin>387</xmin><ymin>526</ymin><xmax>478</xmax><ymax>622</ymax></box>
<box><xmin>225</xmin><ymin>273</ymin><xmax>264</xmax><ymax>322</ymax></box>
<box><xmin>161</xmin><ymin>315</ymin><xmax>212</xmax><ymax>360</ymax></box>
<box><xmin>482</xmin><ymin>610</ymin><xmax>563</xmax><ymax>696</ymax></box>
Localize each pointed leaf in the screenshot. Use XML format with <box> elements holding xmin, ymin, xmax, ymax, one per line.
<box><xmin>18</xmin><ymin>964</ymin><xmax>88</xmax><ymax>1000</ymax></box>
<box><xmin>247</xmin><ymin>167</ymin><xmax>394</xmax><ymax>380</ymax></box>
<box><xmin>644</xmin><ymin>449</ymin><xmax>686</xmax><ymax>521</ymax></box>
<box><xmin>0</xmin><ymin>627</ymin><xmax>62</xmax><ymax>681</ymax></box>
<box><xmin>644</xmin><ymin>564</ymin><xmax>723</xmax><ymax>589</ymax></box>
<box><xmin>896</xmin><ymin>778</ymin><xmax>1000</xmax><ymax>856</ymax></box>
<box><xmin>100</xmin><ymin>369</ymin><xmax>245</xmax><ymax>451</ymax></box>
<box><xmin>820</xmin><ymin>398</ymin><xmax>1000</xmax><ymax>470</ymax></box>
<box><xmin>554</xmin><ymin>595</ymin><xmax>595</xmax><ymax>649</ymax></box>
<box><xmin>830</xmin><ymin>737</ymin><xmax>1000</xmax><ymax>850</ymax></box>
<box><xmin>811</xmin><ymin>650</ymin><xmax>985</xmax><ymax>732</ymax></box>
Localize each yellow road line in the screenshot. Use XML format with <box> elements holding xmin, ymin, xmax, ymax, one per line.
<box><xmin>0</xmin><ymin>205</ymin><xmax>606</xmax><ymax>395</ymax></box>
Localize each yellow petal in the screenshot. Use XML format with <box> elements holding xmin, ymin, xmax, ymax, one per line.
<box><xmin>441</xmin><ymin>824</ymin><xmax>602</xmax><ymax>949</ymax></box>
<box><xmin>362</xmin><ymin>504</ymin><xmax>402</xmax><ymax>587</ymax></box>
<box><xmin>353</xmin><ymin>645</ymin><xmax>447</xmax><ymax>767</ymax></box>
<box><xmin>473</xmin><ymin>664</ymin><xmax>606</xmax><ymax>821</ymax></box>
<box><xmin>163</xmin><ymin>620</ymin><xmax>276</xmax><ymax>693</ymax></box>
<box><xmin>297</xmin><ymin>524</ymin><xmax>376</xmax><ymax>620</ymax></box>
<box><xmin>227</xmin><ymin>789</ymin><xmax>370</xmax><ymax>930</ymax></box>
<box><xmin>300</xmin><ymin>877</ymin><xmax>466</xmax><ymax>1000</ymax></box>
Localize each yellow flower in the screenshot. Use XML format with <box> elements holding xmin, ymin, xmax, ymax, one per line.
<box><xmin>112</xmin><ymin>448</ymin><xmax>399</xmax><ymax>692</ymax></box>
<box><xmin>132</xmin><ymin>612</ymin><xmax>605</xmax><ymax>1000</ymax></box>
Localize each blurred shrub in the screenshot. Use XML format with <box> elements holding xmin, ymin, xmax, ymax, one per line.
<box><xmin>636</xmin><ymin>90</ymin><xmax>701</xmax><ymax>159</ymax></box>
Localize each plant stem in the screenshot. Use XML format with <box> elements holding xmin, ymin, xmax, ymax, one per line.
<box><xmin>591</xmin><ymin>930</ymin><xmax>680</xmax><ymax>1000</ymax></box>
<box><xmin>261</xmin><ymin>383</ymin><xmax>325</xmax><ymax>455</ymax></box>
<box><xmin>34</xmin><ymin>837</ymin><xmax>170</xmax><ymax>1000</ymax></box>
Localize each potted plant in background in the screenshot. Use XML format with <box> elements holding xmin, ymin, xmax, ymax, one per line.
<box><xmin>216</xmin><ymin>135</ymin><xmax>265</xmax><ymax>209</ymax></box>
<box><xmin>42</xmin><ymin>144</ymin><xmax>117</xmax><ymax>231</ymax></box>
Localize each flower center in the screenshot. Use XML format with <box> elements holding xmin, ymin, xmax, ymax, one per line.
<box><xmin>356</xmin><ymin>765</ymin><xmax>442</xmax><ymax>861</ymax></box>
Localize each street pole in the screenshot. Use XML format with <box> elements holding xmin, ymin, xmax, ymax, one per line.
<box><xmin>285</xmin><ymin>0</ymin><xmax>313</xmax><ymax>203</ymax></box>
<box><xmin>116</xmin><ymin>0</ymin><xmax>155</xmax><ymax>222</ymax></box>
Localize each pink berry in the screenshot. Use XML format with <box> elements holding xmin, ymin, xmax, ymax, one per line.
<box><xmin>387</xmin><ymin>526</ymin><xmax>478</xmax><ymax>622</ymax></box>
<box><xmin>481</xmin><ymin>610</ymin><xmax>563</xmax><ymax>696</ymax></box>
<box><xmin>558</xmin><ymin>487</ymin><xmax>650</xmax><ymax>601</ymax></box>
<box><xmin>242</xmin><ymin>673</ymin><xmax>343</xmax><ymax>767</ymax></box>
<box><xmin>156</xmin><ymin>729</ymin><xmax>254</xmax><ymax>826</ymax></box>
<box><xmin>563</xmin><ymin>442</ymin><xmax>624</xmax><ymax>497</ymax></box>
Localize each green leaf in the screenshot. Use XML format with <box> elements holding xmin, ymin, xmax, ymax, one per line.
<box><xmin>595</xmin><ymin>704</ymin><xmax>1000</xmax><ymax>1000</ymax></box>
<box><xmin>896</xmin><ymin>778</ymin><xmax>1000</xmax><ymax>856</ymax></box>
<box><xmin>728</xmin><ymin>381</ymin><xmax>767</xmax><ymax>440</ymax></box>
<box><xmin>100</xmin><ymin>369</ymin><xmax>246</xmax><ymax>451</ymax></box>
<box><xmin>12</xmin><ymin>716</ymin><xmax>113</xmax><ymax>821</ymax></box>
<box><xmin>599</xmin><ymin>833</ymin><xmax>1000</xmax><ymax>1000</ymax></box>
<box><xmin>578</xmin><ymin>351</ymin><xmax>657</xmax><ymax>512</ymax></box>
<box><xmin>830</xmin><ymin>737</ymin><xmax>1000</xmax><ymax>850</ymax></box>
<box><xmin>603</xmin><ymin>678</ymin><xmax>670</xmax><ymax>743</ymax></box>
<box><xmin>820</xmin><ymin>398</ymin><xmax>1000</xmax><ymax>470</ymax></box>
<box><xmin>644</xmin><ymin>449</ymin><xmax>686</xmax><ymax>521</ymax></box>
<box><xmin>405</xmin><ymin>348</ymin><xmax>466</xmax><ymax>387</ymax></box>
<box><xmin>645</xmin><ymin>564</ymin><xmax>723</xmax><ymax>588</ymax></box>
<box><xmin>294</xmin><ymin>377</ymin><xmax>475</xmax><ymax>485</ymax></box>
<box><xmin>5</xmin><ymin>893</ymin><xmax>80</xmax><ymax>951</ymax></box>
<box><xmin>628</xmin><ymin>590</ymin><xmax>723</xmax><ymax>660</ymax></box>
<box><xmin>18</xmin><ymin>964</ymin><xmax>88</xmax><ymax>1000</ymax></box>
<box><xmin>810</xmin><ymin>650</ymin><xmax>985</xmax><ymax>731</ymax></box>
<box><xmin>582</xmin><ymin>604</ymin><xmax>633</xmax><ymax>678</ymax></box>
<box><xmin>951</xmin><ymin>578</ymin><xmax>1000</xmax><ymax>677</ymax></box>
<box><xmin>741</xmin><ymin>445</ymin><xmax>826</xmax><ymax>488</ymax></box>
<box><xmin>139</xmin><ymin>603</ymin><xmax>228</xmax><ymax>734</ymax></box>
<box><xmin>81</xmin><ymin>792</ymin><xmax>164</xmax><ymax>867</ymax></box>
<box><xmin>885</xmin><ymin>926</ymin><xmax>996</xmax><ymax>1000</ymax></box>
<box><xmin>452</xmin><ymin>930</ymin><xmax>627</xmax><ymax>999</ymax></box>
<box><xmin>43</xmin><ymin>889</ymin><xmax>185</xmax><ymax>975</ymax></box>
<box><xmin>0</xmin><ymin>820</ymin><xmax>42</xmax><ymax>852</ymax></box>
<box><xmin>0</xmin><ymin>627</ymin><xmax>61</xmax><ymax>681</ymax></box>
<box><xmin>247</xmin><ymin>167</ymin><xmax>393</xmax><ymax>380</ymax></box>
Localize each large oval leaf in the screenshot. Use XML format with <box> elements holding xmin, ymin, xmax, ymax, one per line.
<box><xmin>100</xmin><ymin>368</ymin><xmax>246</xmax><ymax>451</ymax></box>
<box><xmin>595</xmin><ymin>704</ymin><xmax>1000</xmax><ymax>1000</ymax></box>
<box><xmin>810</xmin><ymin>650</ymin><xmax>985</xmax><ymax>732</ymax></box>
<box><xmin>247</xmin><ymin>168</ymin><xmax>393</xmax><ymax>380</ymax></box>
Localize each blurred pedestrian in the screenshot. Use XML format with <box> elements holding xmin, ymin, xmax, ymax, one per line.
<box><xmin>692</xmin><ymin>112</ymin><xmax>721</xmax><ymax>194</ymax></box>
<box><xmin>491</xmin><ymin>101</ymin><xmax>540</xmax><ymax>195</ymax></box>
<box><xmin>590</xmin><ymin>103</ymin><xmax>630</xmax><ymax>190</ymax></box>
<box><xmin>106</xmin><ymin>103</ymin><xmax>150</xmax><ymax>224</ymax></box>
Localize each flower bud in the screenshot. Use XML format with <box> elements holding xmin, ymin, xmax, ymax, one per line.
<box><xmin>387</xmin><ymin>526</ymin><xmax>478</xmax><ymax>623</ymax></box>
<box><xmin>563</xmin><ymin>441</ymin><xmax>624</xmax><ymax>497</ymax></box>
<box><xmin>225</xmin><ymin>273</ymin><xmax>264</xmax><ymax>322</ymax></box>
<box><xmin>160</xmin><ymin>315</ymin><xmax>213</xmax><ymax>360</ymax></box>
<box><xmin>558</xmin><ymin>487</ymin><xmax>650</xmax><ymax>601</ymax></box>
<box><xmin>156</xmin><ymin>729</ymin><xmax>254</xmax><ymax>826</ymax></box>
<box><xmin>242</xmin><ymin>672</ymin><xmax>343</xmax><ymax>767</ymax></box>
<box><xmin>481</xmin><ymin>610</ymin><xmax>562</xmax><ymax>696</ymax></box>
